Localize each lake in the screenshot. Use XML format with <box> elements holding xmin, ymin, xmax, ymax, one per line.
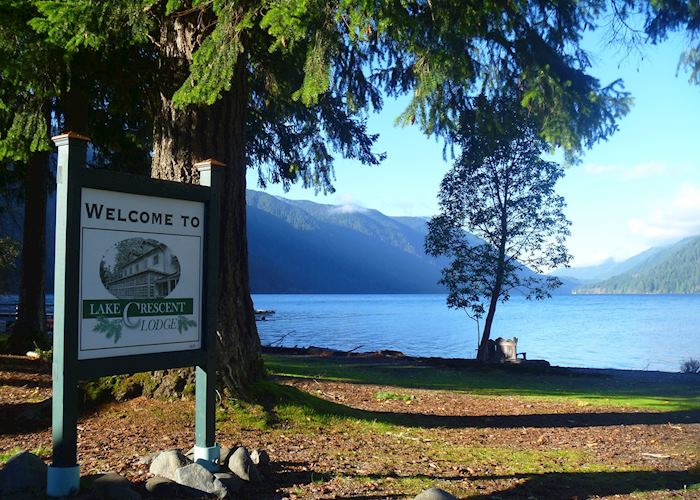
<box><xmin>3</xmin><ymin>293</ymin><xmax>698</xmax><ymax>373</ymax></box>
<box><xmin>253</xmin><ymin>294</ymin><xmax>700</xmax><ymax>373</ymax></box>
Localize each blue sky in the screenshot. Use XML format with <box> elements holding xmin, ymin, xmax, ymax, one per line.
<box><xmin>247</xmin><ymin>31</ymin><xmax>700</xmax><ymax>268</ymax></box>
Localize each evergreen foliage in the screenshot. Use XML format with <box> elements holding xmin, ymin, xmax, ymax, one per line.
<box><xmin>0</xmin><ymin>236</ymin><xmax>19</xmax><ymax>271</ymax></box>
<box><xmin>0</xmin><ymin>1</ymin><xmax>57</xmax><ymax>164</ymax></box>
<box><xmin>10</xmin><ymin>0</ymin><xmax>637</xmax><ymax>392</ymax></box>
<box><xmin>637</xmin><ymin>0</ymin><xmax>700</xmax><ymax>85</ymax></box>
<box><xmin>30</xmin><ymin>0</ymin><xmax>632</xmax><ymax>181</ymax></box>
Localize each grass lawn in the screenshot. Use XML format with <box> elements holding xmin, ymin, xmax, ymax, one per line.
<box><xmin>264</xmin><ymin>353</ymin><xmax>700</xmax><ymax>411</ymax></box>
<box><xmin>1</xmin><ymin>353</ymin><xmax>699</xmax><ymax>498</ymax></box>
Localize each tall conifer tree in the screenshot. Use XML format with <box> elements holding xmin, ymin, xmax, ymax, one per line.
<box><xmin>30</xmin><ymin>0</ymin><xmax>630</xmax><ymax>394</ymax></box>
<box><xmin>0</xmin><ymin>1</ymin><xmax>60</xmax><ymax>343</ymax></box>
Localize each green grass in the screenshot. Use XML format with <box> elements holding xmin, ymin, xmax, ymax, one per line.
<box><xmin>0</xmin><ymin>446</ymin><xmax>51</xmax><ymax>465</ymax></box>
<box><xmin>264</xmin><ymin>354</ymin><xmax>700</xmax><ymax>411</ymax></box>
<box><xmin>375</xmin><ymin>390</ymin><xmax>415</xmax><ymax>402</ymax></box>
<box><xmin>212</xmin><ymin>359</ymin><xmax>700</xmax><ymax>498</ymax></box>
<box><xmin>218</xmin><ymin>380</ymin><xmax>397</xmax><ymax>434</ymax></box>
<box><xmin>434</xmin><ymin>446</ymin><xmax>615</xmax><ymax>475</ymax></box>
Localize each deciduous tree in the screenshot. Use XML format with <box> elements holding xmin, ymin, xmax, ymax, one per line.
<box><xmin>426</xmin><ymin>97</ymin><xmax>572</xmax><ymax>361</ymax></box>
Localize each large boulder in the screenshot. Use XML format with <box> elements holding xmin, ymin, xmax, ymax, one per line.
<box><xmin>219</xmin><ymin>445</ymin><xmax>236</xmax><ymax>466</ymax></box>
<box><xmin>149</xmin><ymin>449</ymin><xmax>191</xmax><ymax>481</ymax></box>
<box><xmin>0</xmin><ymin>451</ymin><xmax>47</xmax><ymax>498</ymax></box>
<box><xmin>227</xmin><ymin>447</ymin><xmax>260</xmax><ymax>482</ymax></box>
<box><xmin>145</xmin><ymin>476</ymin><xmax>201</xmax><ymax>498</ymax></box>
<box><xmin>213</xmin><ymin>472</ymin><xmax>244</xmax><ymax>496</ymax></box>
<box><xmin>175</xmin><ymin>463</ymin><xmax>215</xmax><ymax>491</ymax></box>
<box><xmin>175</xmin><ymin>463</ymin><xmax>226</xmax><ymax>497</ymax></box>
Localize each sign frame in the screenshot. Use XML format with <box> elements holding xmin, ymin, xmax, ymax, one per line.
<box><xmin>47</xmin><ymin>133</ymin><xmax>222</xmax><ymax>496</ymax></box>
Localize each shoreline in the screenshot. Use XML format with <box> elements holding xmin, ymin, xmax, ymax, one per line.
<box><xmin>262</xmin><ymin>345</ymin><xmax>700</xmax><ymax>383</ymax></box>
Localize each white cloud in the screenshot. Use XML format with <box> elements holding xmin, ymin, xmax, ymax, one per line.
<box><xmin>582</xmin><ymin>160</ymin><xmax>672</xmax><ymax>179</ymax></box>
<box><xmin>623</xmin><ymin>161</ymin><xmax>667</xmax><ymax>179</ymax></box>
<box><xmin>583</xmin><ymin>163</ymin><xmax>617</xmax><ymax>175</ymax></box>
<box><xmin>329</xmin><ymin>193</ymin><xmax>368</xmax><ymax>214</ymax></box>
<box><xmin>330</xmin><ymin>204</ymin><xmax>368</xmax><ymax>214</ymax></box>
<box><xmin>628</xmin><ymin>183</ymin><xmax>700</xmax><ymax>243</ymax></box>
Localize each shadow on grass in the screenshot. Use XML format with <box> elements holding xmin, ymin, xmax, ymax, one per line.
<box><xmin>241</xmin><ymin>460</ymin><xmax>335</xmax><ymax>499</ymax></box>
<box><xmin>0</xmin><ymin>355</ymin><xmax>50</xmax><ymax>374</ymax></box>
<box><xmin>242</xmin><ymin>458</ymin><xmax>699</xmax><ymax>500</ymax></box>
<box><xmin>0</xmin><ymin>394</ymin><xmax>108</xmax><ymax>436</ymax></box>
<box><xmin>255</xmin><ymin>381</ymin><xmax>700</xmax><ymax>430</ymax></box>
<box><xmin>468</xmin><ymin>470</ymin><xmax>700</xmax><ymax>498</ymax></box>
<box><xmin>357</xmin><ymin>408</ymin><xmax>700</xmax><ymax>429</ymax></box>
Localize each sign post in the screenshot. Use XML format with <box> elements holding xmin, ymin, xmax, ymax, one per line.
<box><xmin>47</xmin><ymin>133</ymin><xmax>222</xmax><ymax>496</ymax></box>
<box><xmin>193</xmin><ymin>160</ymin><xmax>222</xmax><ymax>469</ymax></box>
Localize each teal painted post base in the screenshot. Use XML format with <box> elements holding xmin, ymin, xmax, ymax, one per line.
<box><xmin>194</xmin><ymin>444</ymin><xmax>221</xmax><ymax>472</ymax></box>
<box><xmin>47</xmin><ymin>465</ymin><xmax>80</xmax><ymax>497</ymax></box>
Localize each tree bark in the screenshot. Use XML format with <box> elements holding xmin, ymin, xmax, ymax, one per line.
<box><xmin>477</xmin><ymin>191</ymin><xmax>509</xmax><ymax>362</ymax></box>
<box><xmin>151</xmin><ymin>14</ymin><xmax>264</xmax><ymax>397</ymax></box>
<box><xmin>477</xmin><ymin>278</ymin><xmax>501</xmax><ymax>362</ymax></box>
<box><xmin>14</xmin><ymin>148</ymin><xmax>49</xmax><ymax>345</ymax></box>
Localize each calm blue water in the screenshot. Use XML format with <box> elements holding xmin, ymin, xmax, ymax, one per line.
<box><xmin>3</xmin><ymin>293</ymin><xmax>698</xmax><ymax>372</ymax></box>
<box><xmin>253</xmin><ymin>294</ymin><xmax>700</xmax><ymax>373</ymax></box>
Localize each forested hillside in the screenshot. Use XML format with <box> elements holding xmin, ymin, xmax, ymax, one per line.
<box><xmin>575</xmin><ymin>236</ymin><xmax>700</xmax><ymax>294</ymax></box>
<box><xmin>246</xmin><ymin>190</ymin><xmax>446</xmax><ymax>293</ymax></box>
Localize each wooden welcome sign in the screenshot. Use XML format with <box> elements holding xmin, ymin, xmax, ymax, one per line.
<box><xmin>47</xmin><ymin>133</ymin><xmax>222</xmax><ymax>496</ymax></box>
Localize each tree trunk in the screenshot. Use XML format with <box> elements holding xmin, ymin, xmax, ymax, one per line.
<box><xmin>477</xmin><ymin>290</ymin><xmax>499</xmax><ymax>362</ymax></box>
<box><xmin>151</xmin><ymin>14</ymin><xmax>263</xmax><ymax>397</ymax></box>
<box><xmin>477</xmin><ymin>196</ymin><xmax>509</xmax><ymax>362</ymax></box>
<box><xmin>14</xmin><ymin>148</ymin><xmax>49</xmax><ymax>347</ymax></box>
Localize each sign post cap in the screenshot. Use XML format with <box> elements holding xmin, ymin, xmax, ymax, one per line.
<box><xmin>52</xmin><ymin>131</ymin><xmax>91</xmax><ymax>143</ymax></box>
<box><xmin>194</xmin><ymin>159</ymin><xmax>226</xmax><ymax>169</ymax></box>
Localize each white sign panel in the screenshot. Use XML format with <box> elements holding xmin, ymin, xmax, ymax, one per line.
<box><xmin>79</xmin><ymin>188</ymin><xmax>204</xmax><ymax>359</ymax></box>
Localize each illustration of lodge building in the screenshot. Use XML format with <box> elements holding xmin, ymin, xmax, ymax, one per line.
<box><xmin>106</xmin><ymin>242</ymin><xmax>180</xmax><ymax>299</ymax></box>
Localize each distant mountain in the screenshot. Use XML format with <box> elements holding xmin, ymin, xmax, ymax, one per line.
<box><xmin>574</xmin><ymin>236</ymin><xmax>700</xmax><ymax>294</ymax></box>
<box><xmin>247</xmin><ymin>190</ymin><xmax>446</xmax><ymax>293</ymax></box>
<box><xmin>247</xmin><ymin>190</ymin><xmax>576</xmax><ymax>294</ymax></box>
<box><xmin>554</xmin><ymin>246</ymin><xmax>666</xmax><ymax>282</ymax></box>
<box><xmin>0</xmin><ymin>186</ymin><xmax>598</xmax><ymax>295</ymax></box>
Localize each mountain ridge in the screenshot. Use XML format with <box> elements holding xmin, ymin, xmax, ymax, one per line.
<box><xmin>573</xmin><ymin>236</ymin><xmax>700</xmax><ymax>294</ymax></box>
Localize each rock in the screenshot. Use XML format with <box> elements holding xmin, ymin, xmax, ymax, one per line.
<box><xmin>146</xmin><ymin>476</ymin><xmax>175</xmax><ymax>494</ymax></box>
<box><xmin>249</xmin><ymin>448</ymin><xmax>270</xmax><ymax>467</ymax></box>
<box><xmin>414</xmin><ymin>487</ymin><xmax>457</xmax><ymax>500</ymax></box>
<box><xmin>213</xmin><ymin>472</ymin><xmax>244</xmax><ymax>497</ymax></box>
<box><xmin>185</xmin><ymin>446</ymin><xmax>195</xmax><ymax>459</ymax></box>
<box><xmin>91</xmin><ymin>472</ymin><xmax>131</xmax><ymax>488</ymax></box>
<box><xmin>0</xmin><ymin>450</ymin><xmax>47</xmax><ymax>498</ymax></box>
<box><xmin>175</xmin><ymin>463</ymin><xmax>217</xmax><ymax>495</ymax></box>
<box><xmin>98</xmin><ymin>485</ymin><xmax>141</xmax><ymax>500</ymax></box>
<box><xmin>219</xmin><ymin>446</ymin><xmax>236</xmax><ymax>466</ymax></box>
<box><xmin>227</xmin><ymin>447</ymin><xmax>260</xmax><ymax>482</ymax></box>
<box><xmin>82</xmin><ymin>472</ymin><xmax>140</xmax><ymax>500</ymax></box>
<box><xmin>137</xmin><ymin>452</ymin><xmax>158</xmax><ymax>466</ymax></box>
<box><xmin>149</xmin><ymin>449</ymin><xmax>191</xmax><ymax>481</ymax></box>
<box><xmin>146</xmin><ymin>476</ymin><xmax>202</xmax><ymax>498</ymax></box>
